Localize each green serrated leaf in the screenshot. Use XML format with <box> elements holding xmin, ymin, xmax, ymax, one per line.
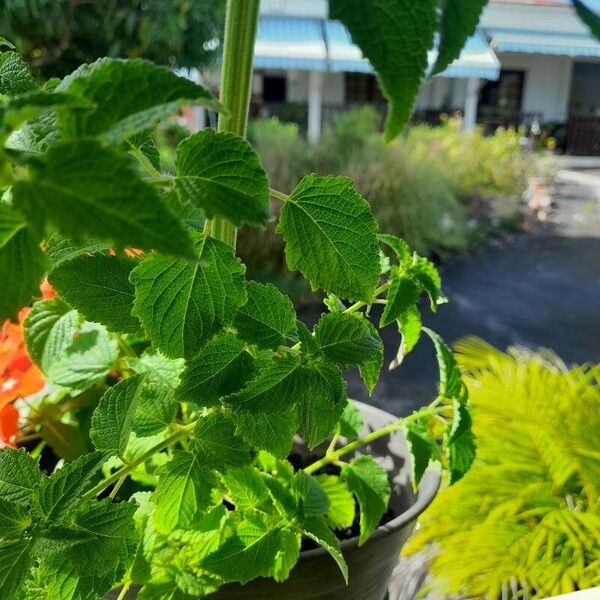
<box><xmin>411</xmin><ymin>256</ymin><xmax>445</xmax><ymax>311</ymax></box>
<box><xmin>277</xmin><ymin>174</ymin><xmax>380</xmax><ymax>301</ymax></box>
<box><xmin>446</xmin><ymin>400</ymin><xmax>476</xmax><ymax>484</ymax></box>
<box><xmin>0</xmin><ymin>448</ymin><xmax>42</xmax><ymax>505</ymax></box>
<box><xmin>49</xmin><ymin>254</ymin><xmax>141</xmax><ymax>334</ymax></box>
<box><xmin>175</xmin><ymin>129</ymin><xmax>271</xmax><ymax>227</ymax></box>
<box><xmin>152</xmin><ymin>451</ymin><xmax>218</xmax><ymax>534</ymax></box>
<box><xmin>574</xmin><ymin>1</ymin><xmax>600</xmax><ymax>41</ymax></box>
<box><xmin>133</xmin><ymin>381</ymin><xmax>177</xmax><ymax>438</ymax></box>
<box><xmin>36</xmin><ymin>452</ymin><xmax>105</xmax><ymax>521</ymax></box>
<box><xmin>315</xmin><ymin>311</ymin><xmax>382</xmax><ymax>368</ymax></box>
<box><xmin>223</xmin><ymin>465</ymin><xmax>271</xmax><ymax>511</ymax></box>
<box><xmin>90</xmin><ymin>375</ymin><xmax>147</xmax><ymax>456</ymax></box>
<box><xmin>294</xmin><ymin>470</ymin><xmax>329</xmax><ymax>519</ymax></box>
<box><xmin>190</xmin><ymin>411</ymin><xmax>252</xmax><ymax>469</ymax></box>
<box><xmin>302</xmin><ymin>517</ymin><xmax>348</xmax><ymax>583</ymax></box>
<box><xmin>335</xmin><ymin>400</ymin><xmax>364</xmax><ymax>440</ymax></box>
<box><xmin>0</xmin><ymin>51</ymin><xmax>38</xmax><ymax>96</ymax></box>
<box><xmin>423</xmin><ymin>328</ymin><xmax>467</xmax><ymax>402</ymax></box>
<box><xmin>56</xmin><ymin>58</ymin><xmax>221</xmax><ymax>141</ymax></box>
<box><xmin>225</xmin><ymin>356</ymin><xmax>300</xmax><ymax>458</ymax></box>
<box><xmin>296</xmin><ymin>359</ymin><xmax>346</xmax><ymax>449</ymax></box>
<box><xmin>330</xmin><ymin>0</ymin><xmax>437</xmax><ymax>140</ymax></box>
<box><xmin>13</xmin><ymin>139</ymin><xmax>195</xmax><ymax>259</ymax></box>
<box><xmin>131</xmin><ymin>236</ymin><xmax>247</xmax><ymax>360</ymax></box>
<box><xmin>58</xmin><ymin>499</ymin><xmax>137</xmax><ymax>576</ymax></box>
<box><xmin>358</xmin><ymin>319</ymin><xmax>384</xmax><ymax>394</ymax></box>
<box><xmin>0</xmin><ymin>497</ymin><xmax>32</xmax><ymax>538</ymax></box>
<box><xmin>295</xmin><ymin>320</ymin><xmax>318</xmax><ymax>355</ymax></box>
<box><xmin>405</xmin><ymin>424</ymin><xmax>437</xmax><ymax>486</ymax></box>
<box><xmin>391</xmin><ymin>305</ymin><xmax>422</xmax><ymax>368</ymax></box>
<box><xmin>176</xmin><ymin>333</ymin><xmax>256</xmax><ymax>406</ymax></box>
<box><xmin>45</xmin><ymin>234</ymin><xmax>112</xmax><ymax>271</ymax></box>
<box><xmin>234</xmin><ymin>281</ymin><xmax>296</xmax><ymax>350</ymax></box>
<box><xmin>341</xmin><ymin>455</ymin><xmax>391</xmax><ymax>546</ymax></box>
<box><xmin>46</xmin><ymin>321</ymin><xmax>118</xmax><ymax>392</ymax></box>
<box><xmin>272</xmin><ymin>528</ymin><xmax>301</xmax><ymax>582</ymax></box>
<box><xmin>380</xmin><ymin>271</ymin><xmax>420</xmax><ymax>328</ymax></box>
<box><xmin>138</xmin><ymin>582</ymin><xmax>195</xmax><ymax>600</ymax></box>
<box><xmin>378</xmin><ymin>233</ymin><xmax>412</xmax><ymax>264</ymax></box>
<box><xmin>201</xmin><ymin>515</ymin><xmax>282</xmax><ymax>585</ymax></box>
<box><xmin>0</xmin><ymin>203</ymin><xmax>46</xmax><ymax>321</ymax></box>
<box><xmin>0</xmin><ymin>538</ymin><xmax>35</xmax><ymax>599</ymax></box>
<box><xmin>432</xmin><ymin>0</ymin><xmax>488</xmax><ymax>75</ymax></box>
<box><xmin>24</xmin><ymin>300</ymin><xmax>77</xmax><ymax>372</ymax></box>
<box><xmin>125</xmin><ymin>349</ymin><xmax>185</xmax><ymax>389</ymax></box>
<box><xmin>315</xmin><ymin>475</ymin><xmax>356</xmax><ymax>530</ymax></box>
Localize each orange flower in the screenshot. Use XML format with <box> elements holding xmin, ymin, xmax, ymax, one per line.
<box><xmin>0</xmin><ymin>404</ymin><xmax>19</xmax><ymax>449</ymax></box>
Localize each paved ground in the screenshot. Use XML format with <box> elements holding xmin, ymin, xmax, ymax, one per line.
<box><xmin>300</xmin><ymin>173</ymin><xmax>600</xmax><ymax>416</ymax></box>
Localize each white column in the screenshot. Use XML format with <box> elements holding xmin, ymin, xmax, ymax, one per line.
<box><xmin>463</xmin><ymin>77</ymin><xmax>481</xmax><ymax>132</ymax></box>
<box><xmin>192</xmin><ymin>70</ymin><xmax>206</xmax><ymax>132</ymax></box>
<box><xmin>307</xmin><ymin>70</ymin><xmax>324</xmax><ymax>144</ymax></box>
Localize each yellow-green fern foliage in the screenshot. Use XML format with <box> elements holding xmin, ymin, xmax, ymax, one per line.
<box><xmin>404</xmin><ymin>338</ymin><xmax>600</xmax><ymax>599</ymax></box>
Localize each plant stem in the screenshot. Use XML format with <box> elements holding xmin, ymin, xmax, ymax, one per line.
<box><xmin>304</xmin><ymin>404</ymin><xmax>446</xmax><ymax>474</ymax></box>
<box><xmin>204</xmin><ymin>0</ymin><xmax>260</xmax><ymax>247</ymax></box>
<box><xmin>115</xmin><ymin>583</ymin><xmax>131</xmax><ymax>600</ymax></box>
<box><xmin>82</xmin><ymin>423</ymin><xmax>195</xmax><ymax>500</ymax></box>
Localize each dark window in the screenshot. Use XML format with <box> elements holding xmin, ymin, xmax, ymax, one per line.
<box><xmin>345</xmin><ymin>73</ymin><xmax>385</xmax><ymax>103</ymax></box>
<box><xmin>478</xmin><ymin>70</ymin><xmax>525</xmax><ymax>119</ymax></box>
<box><xmin>263</xmin><ymin>75</ymin><xmax>286</xmax><ymax>102</ymax></box>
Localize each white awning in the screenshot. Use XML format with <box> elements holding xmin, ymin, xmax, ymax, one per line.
<box><xmin>255</xmin><ymin>16</ymin><xmax>500</xmax><ymax>80</ymax></box>
<box><xmin>486</xmin><ymin>27</ymin><xmax>600</xmax><ymax>57</ymax></box>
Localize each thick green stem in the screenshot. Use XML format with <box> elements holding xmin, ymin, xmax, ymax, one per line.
<box><xmin>204</xmin><ymin>0</ymin><xmax>260</xmax><ymax>247</ymax></box>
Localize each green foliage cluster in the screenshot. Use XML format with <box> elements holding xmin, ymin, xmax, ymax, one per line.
<box><xmin>0</xmin><ymin>0</ymin><xmax>510</xmax><ymax>596</ymax></box>
<box><xmin>0</xmin><ymin>0</ymin><xmax>226</xmax><ymax>78</ymax></box>
<box><xmin>405</xmin><ymin>338</ymin><xmax>600</xmax><ymax>599</ymax></box>
<box><xmin>0</xmin><ymin>46</ymin><xmax>474</xmax><ymax>598</ymax></box>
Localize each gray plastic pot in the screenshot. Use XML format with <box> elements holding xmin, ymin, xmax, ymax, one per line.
<box><xmin>108</xmin><ymin>401</ymin><xmax>440</xmax><ymax>600</ymax></box>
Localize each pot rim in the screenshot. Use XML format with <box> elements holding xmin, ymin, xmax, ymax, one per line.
<box><xmin>299</xmin><ymin>401</ymin><xmax>441</xmax><ymax>558</ymax></box>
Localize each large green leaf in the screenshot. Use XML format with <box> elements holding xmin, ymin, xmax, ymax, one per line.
<box><xmin>225</xmin><ymin>356</ymin><xmax>301</xmax><ymax>458</ymax></box>
<box><xmin>315</xmin><ymin>475</ymin><xmax>356</xmax><ymax>529</ymax></box>
<box><xmin>45</xmin><ymin>321</ymin><xmax>118</xmax><ymax>392</ymax></box>
<box><xmin>12</xmin><ymin>139</ymin><xmax>195</xmax><ymax>258</ymax></box>
<box><xmin>90</xmin><ymin>375</ymin><xmax>146</xmax><ymax>457</ymax></box>
<box><xmin>132</xmin><ymin>381</ymin><xmax>177</xmax><ymax>438</ymax></box>
<box><xmin>301</xmin><ymin>517</ymin><xmax>348</xmax><ymax>583</ymax></box>
<box><xmin>0</xmin><ymin>539</ymin><xmax>35</xmax><ymax>599</ymax></box>
<box><xmin>176</xmin><ymin>333</ymin><xmax>257</xmax><ymax>407</ymax></box>
<box><xmin>234</xmin><ymin>281</ymin><xmax>297</xmax><ymax>350</ymax></box>
<box><xmin>201</xmin><ymin>515</ymin><xmax>282</xmax><ymax>584</ymax></box>
<box><xmin>330</xmin><ymin>0</ymin><xmax>437</xmax><ymax>139</ymax></box>
<box><xmin>574</xmin><ymin>0</ymin><xmax>600</xmax><ymax>41</ymax></box>
<box><xmin>315</xmin><ymin>311</ymin><xmax>382</xmax><ymax>369</ymax></box>
<box><xmin>131</xmin><ymin>236</ymin><xmax>247</xmax><ymax>359</ymax></box>
<box><xmin>190</xmin><ymin>411</ymin><xmax>252</xmax><ymax>469</ymax></box>
<box><xmin>380</xmin><ymin>271</ymin><xmax>420</xmax><ymax>328</ymax></box>
<box><xmin>35</xmin><ymin>452</ymin><xmax>105</xmax><ymax>521</ymax></box>
<box><xmin>45</xmin><ymin>234</ymin><xmax>113</xmax><ymax>271</ymax></box>
<box><xmin>358</xmin><ymin>320</ymin><xmax>384</xmax><ymax>394</ymax></box>
<box><xmin>49</xmin><ymin>253</ymin><xmax>141</xmax><ymax>334</ymax></box>
<box><xmin>152</xmin><ymin>451</ymin><xmax>218</xmax><ymax>534</ymax></box>
<box><xmin>56</xmin><ymin>58</ymin><xmax>221</xmax><ymax>141</ymax></box>
<box><xmin>175</xmin><ymin>130</ymin><xmax>271</xmax><ymax>227</ymax></box>
<box><xmin>446</xmin><ymin>400</ymin><xmax>476</xmax><ymax>484</ymax></box>
<box><xmin>294</xmin><ymin>471</ymin><xmax>329</xmax><ymax>519</ymax></box>
<box><xmin>432</xmin><ymin>0</ymin><xmax>488</xmax><ymax>75</ymax></box>
<box><xmin>424</xmin><ymin>328</ymin><xmax>467</xmax><ymax>402</ymax></box>
<box><xmin>0</xmin><ymin>203</ymin><xmax>46</xmax><ymax>321</ymax></box>
<box><xmin>296</xmin><ymin>360</ymin><xmax>346</xmax><ymax>449</ymax></box>
<box><xmin>0</xmin><ymin>51</ymin><xmax>38</xmax><ymax>96</ymax></box>
<box><xmin>0</xmin><ymin>498</ymin><xmax>32</xmax><ymax>538</ymax></box>
<box><xmin>341</xmin><ymin>455</ymin><xmax>391</xmax><ymax>545</ymax></box>
<box><xmin>24</xmin><ymin>299</ymin><xmax>77</xmax><ymax>372</ymax></box>
<box><xmin>59</xmin><ymin>499</ymin><xmax>136</xmax><ymax>576</ymax></box>
<box><xmin>277</xmin><ymin>175</ymin><xmax>380</xmax><ymax>301</ymax></box>
<box><xmin>0</xmin><ymin>449</ymin><xmax>42</xmax><ymax>505</ymax></box>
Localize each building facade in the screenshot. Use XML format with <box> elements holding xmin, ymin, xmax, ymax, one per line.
<box><xmin>245</xmin><ymin>0</ymin><xmax>600</xmax><ymax>154</ymax></box>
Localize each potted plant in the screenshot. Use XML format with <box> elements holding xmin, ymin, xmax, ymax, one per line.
<box><xmin>0</xmin><ymin>1</ymin><xmax>491</xmax><ymax>598</ymax></box>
